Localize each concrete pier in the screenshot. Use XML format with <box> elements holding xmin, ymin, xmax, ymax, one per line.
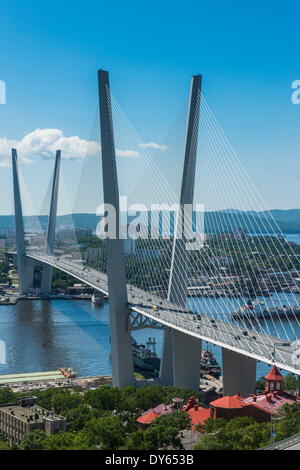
<box><xmin>172</xmin><ymin>330</ymin><xmax>201</xmax><ymax>390</ymax></box>
<box><xmin>222</xmin><ymin>348</ymin><xmax>256</xmax><ymax>396</ymax></box>
<box><xmin>159</xmin><ymin>328</ymin><xmax>174</xmax><ymax>386</ymax></box>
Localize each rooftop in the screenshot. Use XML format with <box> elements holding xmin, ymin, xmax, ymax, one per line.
<box><xmin>0</xmin><ymin>397</ymin><xmax>64</xmax><ymax>424</ymax></box>
<box><xmin>243</xmin><ymin>392</ymin><xmax>300</xmax><ymax>414</ymax></box>
<box><xmin>137</xmin><ymin>402</ymin><xmax>174</xmax><ymax>424</ymax></box>
<box><xmin>210</xmin><ymin>394</ymin><xmax>244</xmax><ymax>409</ymax></box>
<box><xmin>264</xmin><ymin>365</ymin><xmax>284</xmax><ymax>381</ymax></box>
<box><xmin>136</xmin><ymin>396</ymin><xmax>210</xmax><ymax>429</ymax></box>
<box><xmin>186</xmin><ymin>406</ymin><xmax>210</xmax><ymax>429</ymax></box>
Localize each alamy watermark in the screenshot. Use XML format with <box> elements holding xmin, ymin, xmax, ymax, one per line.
<box><xmin>95</xmin><ymin>197</ymin><xmax>205</xmax><ymax>251</ymax></box>
<box><xmin>0</xmin><ymin>80</ymin><xmax>6</xmax><ymax>104</ymax></box>
<box><xmin>291</xmin><ymin>80</ymin><xmax>300</xmax><ymax>104</ymax></box>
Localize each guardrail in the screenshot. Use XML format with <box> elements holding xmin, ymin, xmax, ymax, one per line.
<box><xmin>259</xmin><ymin>432</ymin><xmax>300</xmax><ymax>450</ymax></box>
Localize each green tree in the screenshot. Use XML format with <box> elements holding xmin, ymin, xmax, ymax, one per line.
<box><xmin>275</xmin><ymin>402</ymin><xmax>300</xmax><ymax>440</ymax></box>
<box><xmin>19</xmin><ymin>430</ymin><xmax>47</xmax><ymax>450</ymax></box>
<box><xmin>36</xmin><ymin>388</ymin><xmax>83</xmax><ymax>414</ymax></box>
<box><xmin>194</xmin><ymin>417</ymin><xmax>270</xmax><ymax>450</ymax></box>
<box><xmin>122</xmin><ymin>411</ymin><xmax>191</xmax><ymax>450</ymax></box>
<box><xmin>64</xmin><ymin>404</ymin><xmax>102</xmax><ymax>432</ymax></box>
<box><xmin>0</xmin><ymin>440</ymin><xmax>10</xmax><ymax>450</ymax></box>
<box><xmin>152</xmin><ymin>411</ymin><xmax>191</xmax><ymax>431</ymax></box>
<box><xmin>0</xmin><ymin>387</ymin><xmax>15</xmax><ymax>404</ymax></box>
<box><xmin>284</xmin><ymin>373</ymin><xmax>298</xmax><ymax>391</ymax></box>
<box><xmin>81</xmin><ymin>415</ymin><xmax>126</xmax><ymax>450</ymax></box>
<box><xmin>41</xmin><ymin>432</ymin><xmax>81</xmax><ymax>450</ymax></box>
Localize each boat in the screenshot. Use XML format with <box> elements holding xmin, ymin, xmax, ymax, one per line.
<box><xmin>58</xmin><ymin>367</ymin><xmax>77</xmax><ymax>379</ymax></box>
<box><xmin>91</xmin><ymin>293</ymin><xmax>103</xmax><ymax>305</ymax></box>
<box><xmin>231</xmin><ymin>298</ymin><xmax>300</xmax><ymax>319</ymax></box>
<box><xmin>132</xmin><ymin>337</ymin><xmax>161</xmax><ymax>378</ymax></box>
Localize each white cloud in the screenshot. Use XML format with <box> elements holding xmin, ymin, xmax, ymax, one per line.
<box><xmin>116</xmin><ymin>149</ymin><xmax>139</xmax><ymax>158</ymax></box>
<box><xmin>139</xmin><ymin>142</ymin><xmax>168</xmax><ymax>151</ymax></box>
<box><xmin>0</xmin><ymin>128</ymin><xmax>141</xmax><ymax>166</ymax></box>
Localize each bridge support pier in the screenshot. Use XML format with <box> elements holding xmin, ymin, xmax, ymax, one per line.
<box><xmin>159</xmin><ymin>328</ymin><xmax>174</xmax><ymax>386</ymax></box>
<box><xmin>222</xmin><ymin>348</ymin><xmax>256</xmax><ymax>397</ymax></box>
<box><xmin>173</xmin><ymin>330</ymin><xmax>201</xmax><ymax>390</ymax></box>
<box><xmin>40</xmin><ymin>264</ymin><xmax>53</xmax><ymax>294</ymax></box>
<box><xmin>40</xmin><ymin>150</ymin><xmax>61</xmax><ymax>294</ymax></box>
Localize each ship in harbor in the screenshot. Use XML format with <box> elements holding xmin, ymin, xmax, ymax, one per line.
<box><xmin>132</xmin><ymin>337</ymin><xmax>161</xmax><ymax>378</ymax></box>
<box><xmin>231</xmin><ymin>298</ymin><xmax>300</xmax><ymax>320</ymax></box>
<box><xmin>131</xmin><ymin>338</ymin><xmax>222</xmax><ymax>380</ymax></box>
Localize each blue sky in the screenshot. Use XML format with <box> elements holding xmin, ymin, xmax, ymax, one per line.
<box><xmin>0</xmin><ymin>0</ymin><xmax>300</xmax><ymax>214</ymax></box>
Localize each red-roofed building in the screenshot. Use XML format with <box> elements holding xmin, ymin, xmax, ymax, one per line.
<box><xmin>137</xmin><ymin>366</ymin><xmax>300</xmax><ymax>430</ymax></box>
<box><xmin>264</xmin><ymin>365</ymin><xmax>284</xmax><ymax>392</ymax></box>
<box><xmin>209</xmin><ymin>365</ymin><xmax>300</xmax><ymax>423</ymax></box>
<box><xmin>136</xmin><ymin>396</ymin><xmax>210</xmax><ymax>430</ymax></box>
<box><xmin>136</xmin><ymin>410</ymin><xmax>160</xmax><ymax>429</ymax></box>
<box><xmin>210</xmin><ymin>394</ymin><xmax>244</xmax><ymax>419</ymax></box>
<box><xmin>136</xmin><ymin>401</ymin><xmax>176</xmax><ymax>430</ymax></box>
<box><xmin>187</xmin><ymin>406</ymin><xmax>211</xmax><ymax>429</ymax></box>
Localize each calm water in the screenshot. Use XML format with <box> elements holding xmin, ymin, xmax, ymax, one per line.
<box><xmin>0</xmin><ymin>299</ymin><xmax>163</xmax><ymax>378</ymax></box>
<box><xmin>0</xmin><ymin>297</ymin><xmax>299</xmax><ymax>381</ymax></box>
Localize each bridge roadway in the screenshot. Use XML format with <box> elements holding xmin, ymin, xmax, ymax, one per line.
<box><xmin>27</xmin><ymin>252</ymin><xmax>300</xmax><ymax>376</ymax></box>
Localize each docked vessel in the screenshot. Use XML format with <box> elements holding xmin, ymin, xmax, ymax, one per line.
<box><xmin>58</xmin><ymin>367</ymin><xmax>77</xmax><ymax>379</ymax></box>
<box><xmin>91</xmin><ymin>293</ymin><xmax>103</xmax><ymax>305</ymax></box>
<box><xmin>231</xmin><ymin>299</ymin><xmax>300</xmax><ymax>319</ymax></box>
<box><xmin>132</xmin><ymin>337</ymin><xmax>161</xmax><ymax>378</ymax></box>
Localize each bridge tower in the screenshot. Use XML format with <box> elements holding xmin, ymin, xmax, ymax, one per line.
<box><xmin>160</xmin><ymin>75</ymin><xmax>202</xmax><ymax>390</ymax></box>
<box><xmin>98</xmin><ymin>70</ymin><xmax>134</xmax><ymax>387</ymax></box>
<box><xmin>41</xmin><ymin>150</ymin><xmax>61</xmax><ymax>293</ymax></box>
<box><xmin>12</xmin><ymin>149</ymin><xmax>35</xmax><ymax>294</ymax></box>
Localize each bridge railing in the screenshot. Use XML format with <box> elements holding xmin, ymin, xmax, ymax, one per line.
<box><xmin>259</xmin><ymin>431</ymin><xmax>300</xmax><ymax>450</ymax></box>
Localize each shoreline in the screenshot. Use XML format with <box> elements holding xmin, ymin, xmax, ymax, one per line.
<box><xmin>0</xmin><ymin>373</ymin><xmax>113</xmax><ymax>392</ymax></box>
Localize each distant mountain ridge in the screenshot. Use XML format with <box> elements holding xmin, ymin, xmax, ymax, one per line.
<box><xmin>1</xmin><ymin>209</ymin><xmax>300</xmax><ymax>234</ymax></box>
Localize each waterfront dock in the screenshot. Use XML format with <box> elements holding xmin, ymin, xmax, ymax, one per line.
<box><xmin>0</xmin><ymin>370</ymin><xmax>64</xmax><ymax>385</ymax></box>
<box><xmin>0</xmin><ymin>371</ymin><xmax>112</xmax><ymax>393</ymax></box>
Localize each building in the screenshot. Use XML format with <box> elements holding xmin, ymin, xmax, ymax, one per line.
<box><xmin>136</xmin><ymin>398</ymin><xmax>179</xmax><ymax>430</ymax></box>
<box><xmin>210</xmin><ymin>365</ymin><xmax>300</xmax><ymax>423</ymax></box>
<box><xmin>136</xmin><ymin>396</ymin><xmax>210</xmax><ymax>431</ymax></box>
<box><xmin>184</xmin><ymin>397</ymin><xmax>211</xmax><ymax>430</ymax></box>
<box><xmin>0</xmin><ymin>396</ymin><xmax>66</xmax><ymax>445</ymax></box>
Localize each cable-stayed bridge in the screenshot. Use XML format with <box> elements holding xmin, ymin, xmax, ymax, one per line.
<box><xmin>6</xmin><ymin>70</ymin><xmax>300</xmax><ymax>394</ymax></box>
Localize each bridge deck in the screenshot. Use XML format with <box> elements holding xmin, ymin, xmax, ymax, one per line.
<box><xmin>26</xmin><ymin>252</ymin><xmax>300</xmax><ymax>375</ymax></box>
